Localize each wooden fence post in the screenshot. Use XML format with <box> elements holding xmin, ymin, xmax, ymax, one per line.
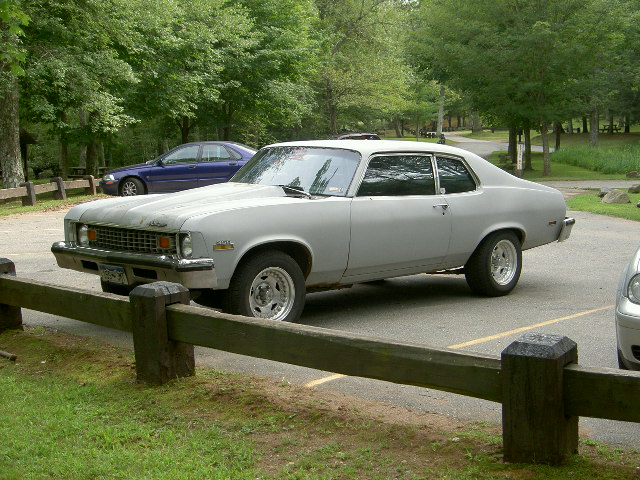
<box><xmin>19</xmin><ymin>181</ymin><xmax>36</xmax><ymax>206</ymax></box>
<box><xmin>83</xmin><ymin>175</ymin><xmax>97</xmax><ymax>195</ymax></box>
<box><xmin>50</xmin><ymin>177</ymin><xmax>67</xmax><ymax>200</ymax></box>
<box><xmin>0</xmin><ymin>258</ymin><xmax>23</xmax><ymax>333</ymax></box>
<box><xmin>128</xmin><ymin>282</ymin><xmax>194</xmax><ymax>384</ymax></box>
<box><xmin>501</xmin><ymin>333</ymin><xmax>578</xmax><ymax>465</ymax></box>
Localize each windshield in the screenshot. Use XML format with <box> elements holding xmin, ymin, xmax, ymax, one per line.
<box><xmin>231</xmin><ymin>146</ymin><xmax>361</xmax><ymax>197</ymax></box>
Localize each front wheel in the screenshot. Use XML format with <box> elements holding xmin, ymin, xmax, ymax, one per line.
<box><xmin>465</xmin><ymin>231</ymin><xmax>522</xmax><ymax>297</ymax></box>
<box><xmin>223</xmin><ymin>251</ymin><xmax>305</xmax><ymax>322</ymax></box>
<box><xmin>120</xmin><ymin>177</ymin><xmax>145</xmax><ymax>196</ymax></box>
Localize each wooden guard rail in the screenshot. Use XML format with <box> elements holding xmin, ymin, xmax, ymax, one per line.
<box><xmin>1</xmin><ymin>257</ymin><xmax>639</xmax><ymax>465</ymax></box>
<box><xmin>0</xmin><ymin>176</ymin><xmax>100</xmax><ymax>206</ymax></box>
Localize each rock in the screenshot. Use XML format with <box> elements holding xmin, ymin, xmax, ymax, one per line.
<box><xmin>602</xmin><ymin>189</ymin><xmax>631</xmax><ymax>204</ymax></box>
<box><xmin>627</xmin><ymin>171</ymin><xmax>639</xmax><ymax>178</ymax></box>
<box><xmin>628</xmin><ymin>184</ymin><xmax>640</xmax><ymax>194</ymax></box>
<box><xmin>637</xmin><ymin>201</ymin><xmax>640</xmax><ymax>208</ymax></box>
<box><xmin>597</xmin><ymin>187</ymin><xmax>612</xmax><ymax>198</ymax></box>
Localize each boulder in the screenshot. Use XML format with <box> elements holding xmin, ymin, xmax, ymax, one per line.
<box><xmin>627</xmin><ymin>171</ymin><xmax>639</xmax><ymax>178</ymax></box>
<box><xmin>602</xmin><ymin>189</ymin><xmax>630</xmax><ymax>204</ymax></box>
<box><xmin>628</xmin><ymin>184</ymin><xmax>640</xmax><ymax>194</ymax></box>
<box><xmin>598</xmin><ymin>187</ymin><xmax>612</xmax><ymax>198</ymax></box>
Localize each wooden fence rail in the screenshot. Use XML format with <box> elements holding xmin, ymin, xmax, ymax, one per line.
<box><xmin>0</xmin><ymin>176</ymin><xmax>100</xmax><ymax>206</ymax></box>
<box><xmin>1</xmin><ymin>257</ymin><xmax>639</xmax><ymax>465</ymax></box>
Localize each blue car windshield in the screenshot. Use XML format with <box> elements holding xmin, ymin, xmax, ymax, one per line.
<box><xmin>231</xmin><ymin>146</ymin><xmax>360</xmax><ymax>197</ymax></box>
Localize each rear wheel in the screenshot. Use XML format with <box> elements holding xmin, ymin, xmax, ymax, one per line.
<box><xmin>120</xmin><ymin>177</ymin><xmax>145</xmax><ymax>196</ymax></box>
<box><xmin>465</xmin><ymin>231</ymin><xmax>522</xmax><ymax>296</ymax></box>
<box><xmin>223</xmin><ymin>251</ymin><xmax>305</xmax><ymax>322</ymax></box>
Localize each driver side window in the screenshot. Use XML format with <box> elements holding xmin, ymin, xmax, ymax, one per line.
<box><xmin>163</xmin><ymin>145</ymin><xmax>200</xmax><ymax>165</ymax></box>
<box><xmin>357</xmin><ymin>155</ymin><xmax>435</xmax><ymax>196</ymax></box>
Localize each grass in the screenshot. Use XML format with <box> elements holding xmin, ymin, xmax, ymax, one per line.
<box><xmin>567</xmin><ymin>192</ymin><xmax>640</xmax><ymax>221</ymax></box>
<box><xmin>0</xmin><ymin>191</ymin><xmax>108</xmax><ymax>216</ymax></box>
<box><xmin>1</xmin><ymin>327</ymin><xmax>639</xmax><ymax>479</ymax></box>
<box><xmin>487</xmin><ymin>151</ymin><xmax>628</xmax><ymax>181</ymax></box>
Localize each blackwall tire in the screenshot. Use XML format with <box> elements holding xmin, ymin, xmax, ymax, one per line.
<box><xmin>120</xmin><ymin>177</ymin><xmax>145</xmax><ymax>196</ymax></box>
<box><xmin>223</xmin><ymin>251</ymin><xmax>305</xmax><ymax>322</ymax></box>
<box><xmin>465</xmin><ymin>231</ymin><xmax>522</xmax><ymax>297</ymax></box>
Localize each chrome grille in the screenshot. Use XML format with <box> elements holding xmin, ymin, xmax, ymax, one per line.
<box><xmin>86</xmin><ymin>224</ymin><xmax>178</xmax><ymax>255</ymax></box>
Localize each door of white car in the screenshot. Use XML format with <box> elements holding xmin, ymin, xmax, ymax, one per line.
<box><xmin>343</xmin><ymin>154</ymin><xmax>452</xmax><ymax>281</ymax></box>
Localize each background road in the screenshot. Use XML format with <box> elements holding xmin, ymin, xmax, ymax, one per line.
<box><xmin>1</xmin><ymin>200</ymin><xmax>639</xmax><ymax>448</ymax></box>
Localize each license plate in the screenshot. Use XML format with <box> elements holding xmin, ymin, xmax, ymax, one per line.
<box><xmin>98</xmin><ymin>264</ymin><xmax>128</xmax><ymax>285</ymax></box>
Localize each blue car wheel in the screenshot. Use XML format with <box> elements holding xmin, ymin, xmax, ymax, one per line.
<box><xmin>120</xmin><ymin>177</ymin><xmax>145</xmax><ymax>196</ymax></box>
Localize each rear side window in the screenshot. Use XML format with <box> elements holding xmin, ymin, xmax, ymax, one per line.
<box><xmin>436</xmin><ymin>156</ymin><xmax>476</xmax><ymax>194</ymax></box>
<box><xmin>357</xmin><ymin>155</ymin><xmax>435</xmax><ymax>196</ymax></box>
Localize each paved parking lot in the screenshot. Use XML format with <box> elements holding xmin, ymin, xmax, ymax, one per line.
<box><xmin>1</xmin><ymin>204</ymin><xmax>638</xmax><ymax>447</ymax></box>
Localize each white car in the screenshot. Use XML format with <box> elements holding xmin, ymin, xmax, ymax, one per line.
<box><xmin>616</xmin><ymin>245</ymin><xmax>640</xmax><ymax>370</ymax></box>
<box><xmin>52</xmin><ymin>140</ymin><xmax>574</xmax><ymax>322</ymax></box>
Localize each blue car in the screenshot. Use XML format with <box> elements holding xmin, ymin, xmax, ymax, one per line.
<box><xmin>100</xmin><ymin>141</ymin><xmax>256</xmax><ymax>196</ymax></box>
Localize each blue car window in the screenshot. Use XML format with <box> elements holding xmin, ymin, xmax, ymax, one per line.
<box><xmin>201</xmin><ymin>144</ymin><xmax>233</xmax><ymax>162</ymax></box>
<box><xmin>163</xmin><ymin>145</ymin><xmax>200</xmax><ymax>165</ymax></box>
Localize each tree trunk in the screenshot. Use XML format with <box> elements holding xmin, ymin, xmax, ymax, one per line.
<box><xmin>554</xmin><ymin>122</ymin><xmax>561</xmax><ymax>152</ymax></box>
<box><xmin>524</xmin><ymin>123</ymin><xmax>532</xmax><ymax>171</ymax></box>
<box><xmin>325</xmin><ymin>78</ymin><xmax>338</xmax><ymax>136</ymax></box>
<box><xmin>79</xmin><ymin>110</ymin><xmax>87</xmax><ymax>167</ymax></box>
<box><xmin>0</xmin><ymin>76</ymin><xmax>24</xmax><ymax>188</ymax></box>
<box><xmin>436</xmin><ymin>85</ymin><xmax>445</xmax><ymax>136</ymax></box>
<box><xmin>393</xmin><ymin>114</ymin><xmax>402</xmax><ymax>137</ymax></box>
<box><xmin>589</xmin><ymin>108</ymin><xmax>599</xmax><ymax>148</ymax></box>
<box><xmin>567</xmin><ymin>118</ymin><xmax>574</xmax><ymax>134</ymax></box>
<box><xmin>508</xmin><ymin>125</ymin><xmax>517</xmax><ymax>162</ymax></box>
<box><xmin>59</xmin><ymin>111</ymin><xmax>69</xmax><ymax>178</ymax></box>
<box><xmin>541</xmin><ymin>122</ymin><xmax>551</xmax><ymax>176</ymax></box>
<box><xmin>180</xmin><ymin>116</ymin><xmax>192</xmax><ymax>144</ymax></box>
<box><xmin>582</xmin><ymin>116</ymin><xmax>589</xmax><ymax>134</ymax></box>
<box><xmin>470</xmin><ymin>112</ymin><xmax>482</xmax><ymax>134</ymax></box>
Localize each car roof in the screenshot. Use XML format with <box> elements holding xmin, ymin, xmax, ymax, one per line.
<box><xmin>266</xmin><ymin>139</ymin><xmax>475</xmax><ymax>159</ymax></box>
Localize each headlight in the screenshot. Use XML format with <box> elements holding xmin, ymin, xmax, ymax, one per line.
<box><xmin>180</xmin><ymin>233</ymin><xmax>193</xmax><ymax>258</ymax></box>
<box><xmin>628</xmin><ymin>274</ymin><xmax>640</xmax><ymax>304</ymax></box>
<box><xmin>77</xmin><ymin>224</ymin><xmax>89</xmax><ymax>245</ymax></box>
<box><xmin>103</xmin><ymin>174</ymin><xmax>115</xmax><ymax>181</ymax></box>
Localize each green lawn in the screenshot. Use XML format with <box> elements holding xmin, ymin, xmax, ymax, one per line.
<box><xmin>567</xmin><ymin>192</ymin><xmax>640</xmax><ymax>222</ymax></box>
<box><xmin>1</xmin><ymin>327</ymin><xmax>638</xmax><ymax>479</ymax></box>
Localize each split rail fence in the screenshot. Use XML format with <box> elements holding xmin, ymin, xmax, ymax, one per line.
<box><xmin>0</xmin><ymin>258</ymin><xmax>638</xmax><ymax>465</ymax></box>
<box><xmin>0</xmin><ymin>176</ymin><xmax>100</xmax><ymax>206</ymax></box>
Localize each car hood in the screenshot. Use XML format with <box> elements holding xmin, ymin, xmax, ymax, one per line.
<box><xmin>104</xmin><ymin>162</ymin><xmax>152</xmax><ymax>175</ymax></box>
<box><xmin>75</xmin><ymin>183</ymin><xmax>295</xmax><ymax>230</ymax></box>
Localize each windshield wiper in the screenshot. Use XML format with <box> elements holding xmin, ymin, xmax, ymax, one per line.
<box><xmin>278</xmin><ymin>185</ymin><xmax>313</xmax><ymax>198</ymax></box>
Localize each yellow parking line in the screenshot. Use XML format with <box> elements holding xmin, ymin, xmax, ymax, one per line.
<box><xmin>447</xmin><ymin>305</ymin><xmax>614</xmax><ymax>350</ymax></box>
<box><xmin>305</xmin><ymin>373</ymin><xmax>346</xmax><ymax>388</ymax></box>
<box><xmin>304</xmin><ymin>305</ymin><xmax>614</xmax><ymax>387</ymax></box>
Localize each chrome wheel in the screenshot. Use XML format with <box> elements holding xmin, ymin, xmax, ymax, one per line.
<box><xmin>248</xmin><ymin>267</ymin><xmax>295</xmax><ymax>321</ymax></box>
<box><xmin>120</xmin><ymin>178</ymin><xmax>144</xmax><ymax>196</ymax></box>
<box><xmin>490</xmin><ymin>239</ymin><xmax>518</xmax><ymax>285</ymax></box>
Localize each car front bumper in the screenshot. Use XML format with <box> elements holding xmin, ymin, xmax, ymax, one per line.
<box><xmin>51</xmin><ymin>241</ymin><xmax>218</xmax><ymax>289</ymax></box>
<box><xmin>615</xmin><ymin>296</ymin><xmax>640</xmax><ymax>370</ymax></box>
<box><xmin>99</xmin><ymin>180</ymin><xmax>119</xmax><ymax>196</ymax></box>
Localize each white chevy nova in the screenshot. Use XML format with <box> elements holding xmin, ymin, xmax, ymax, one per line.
<box><xmin>52</xmin><ymin>140</ymin><xmax>574</xmax><ymax>322</ymax></box>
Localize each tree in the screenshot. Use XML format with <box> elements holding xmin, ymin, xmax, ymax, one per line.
<box><xmin>20</xmin><ymin>0</ymin><xmax>138</xmax><ymax>177</ymax></box>
<box><xmin>0</xmin><ymin>0</ymin><xmax>29</xmax><ymax>188</ymax></box>
<box><xmin>315</xmin><ymin>0</ymin><xmax>410</xmax><ymax>135</ymax></box>
<box><xmin>411</xmin><ymin>0</ymin><xmax>626</xmax><ymax>175</ymax></box>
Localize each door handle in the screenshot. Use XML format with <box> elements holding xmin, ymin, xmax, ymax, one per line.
<box><xmin>433</xmin><ymin>204</ymin><xmax>449</xmax><ymax>215</ymax></box>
